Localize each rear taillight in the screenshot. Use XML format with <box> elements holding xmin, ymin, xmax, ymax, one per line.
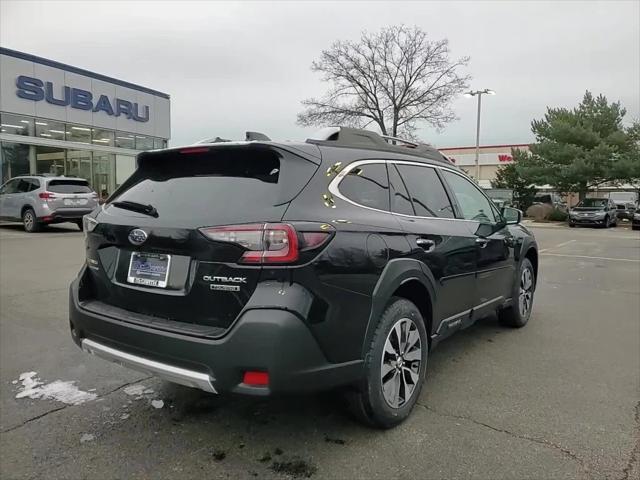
<box><xmin>38</xmin><ymin>191</ymin><xmax>56</xmax><ymax>200</ymax></box>
<box><xmin>200</xmin><ymin>223</ymin><xmax>299</xmax><ymax>264</ymax></box>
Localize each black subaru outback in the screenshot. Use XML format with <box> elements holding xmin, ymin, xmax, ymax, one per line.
<box><xmin>69</xmin><ymin>127</ymin><xmax>538</xmax><ymax>428</ymax></box>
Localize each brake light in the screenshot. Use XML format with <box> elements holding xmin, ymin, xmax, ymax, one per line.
<box><xmin>38</xmin><ymin>191</ymin><xmax>56</xmax><ymax>200</ymax></box>
<box><xmin>199</xmin><ymin>223</ymin><xmax>299</xmax><ymax>264</ymax></box>
<box><xmin>243</xmin><ymin>371</ymin><xmax>269</xmax><ymax>386</ymax></box>
<box><xmin>179</xmin><ymin>147</ymin><xmax>209</xmax><ymax>154</ymax></box>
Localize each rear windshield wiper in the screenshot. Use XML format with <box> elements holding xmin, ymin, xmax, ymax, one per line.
<box><xmin>111</xmin><ymin>200</ymin><xmax>159</xmax><ymax>218</ymax></box>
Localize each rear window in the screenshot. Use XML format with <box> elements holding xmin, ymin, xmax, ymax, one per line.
<box><xmin>47</xmin><ymin>179</ymin><xmax>92</xmax><ymax>193</ymax></box>
<box><xmin>111</xmin><ymin>146</ymin><xmax>318</xmax><ymax>223</ymax></box>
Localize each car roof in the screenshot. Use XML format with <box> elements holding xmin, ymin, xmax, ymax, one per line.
<box><xmin>148</xmin><ymin>127</ymin><xmax>455</xmax><ymax>169</ymax></box>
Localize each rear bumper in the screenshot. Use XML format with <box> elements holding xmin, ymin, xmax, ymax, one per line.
<box><xmin>81</xmin><ymin>338</ymin><xmax>217</xmax><ymax>393</ymax></box>
<box><xmin>69</xmin><ymin>276</ymin><xmax>363</xmax><ymax>395</ymax></box>
<box><xmin>42</xmin><ymin>208</ymin><xmax>93</xmax><ymax>222</ymax></box>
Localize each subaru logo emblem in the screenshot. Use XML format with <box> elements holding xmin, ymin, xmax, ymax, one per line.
<box><xmin>128</xmin><ymin>228</ymin><xmax>148</xmax><ymax>246</ymax></box>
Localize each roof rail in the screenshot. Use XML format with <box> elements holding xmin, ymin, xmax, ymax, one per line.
<box><xmin>306</xmin><ymin>127</ymin><xmax>452</xmax><ymax>165</ymax></box>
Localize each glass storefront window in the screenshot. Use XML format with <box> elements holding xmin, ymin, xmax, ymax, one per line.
<box><xmin>0</xmin><ymin>113</ymin><xmax>34</xmax><ymax>136</ymax></box>
<box><xmin>1</xmin><ymin>142</ymin><xmax>31</xmax><ymax>182</ymax></box>
<box><xmin>153</xmin><ymin>137</ymin><xmax>167</xmax><ymax>150</ymax></box>
<box><xmin>92</xmin><ymin>152</ymin><xmax>115</xmax><ymax>200</ymax></box>
<box><xmin>35</xmin><ymin>145</ymin><xmax>65</xmax><ymax>176</ymax></box>
<box><xmin>66</xmin><ymin>150</ymin><xmax>92</xmax><ymax>181</ymax></box>
<box><xmin>67</xmin><ymin>125</ymin><xmax>91</xmax><ymax>144</ymax></box>
<box><xmin>135</xmin><ymin>135</ymin><xmax>154</xmax><ymax>150</ymax></box>
<box><xmin>92</xmin><ymin>128</ymin><xmax>115</xmax><ymax>147</ymax></box>
<box><xmin>115</xmin><ymin>132</ymin><xmax>135</xmax><ymax>149</ymax></box>
<box><xmin>36</xmin><ymin>119</ymin><xmax>66</xmax><ymax>141</ymax></box>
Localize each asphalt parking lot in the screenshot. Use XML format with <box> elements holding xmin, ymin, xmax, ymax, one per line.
<box><xmin>0</xmin><ymin>222</ymin><xmax>638</xmax><ymax>480</ymax></box>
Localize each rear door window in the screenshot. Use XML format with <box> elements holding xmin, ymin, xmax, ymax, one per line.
<box><xmin>47</xmin><ymin>180</ymin><xmax>93</xmax><ymax>193</ymax></box>
<box><xmin>388</xmin><ymin>164</ymin><xmax>414</xmax><ymax>215</ymax></box>
<box><xmin>395</xmin><ymin>164</ymin><xmax>454</xmax><ymax>218</ymax></box>
<box><xmin>339</xmin><ymin>163</ymin><xmax>389</xmax><ymax>211</ymax></box>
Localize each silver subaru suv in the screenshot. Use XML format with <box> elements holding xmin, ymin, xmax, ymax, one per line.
<box><xmin>0</xmin><ymin>175</ymin><xmax>98</xmax><ymax>232</ymax></box>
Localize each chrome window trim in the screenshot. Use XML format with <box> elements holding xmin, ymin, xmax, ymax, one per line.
<box><xmin>327</xmin><ymin>159</ymin><xmax>482</xmax><ymax>224</ymax></box>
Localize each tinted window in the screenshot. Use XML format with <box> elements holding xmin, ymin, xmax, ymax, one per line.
<box><xmin>25</xmin><ymin>178</ymin><xmax>40</xmax><ymax>191</ymax></box>
<box><xmin>339</xmin><ymin>163</ymin><xmax>389</xmax><ymax>211</ymax></box>
<box><xmin>577</xmin><ymin>198</ymin><xmax>607</xmax><ymax>208</ymax></box>
<box><xmin>442</xmin><ymin>171</ymin><xmax>496</xmax><ymax>223</ymax></box>
<box><xmin>47</xmin><ymin>180</ymin><xmax>93</xmax><ymax>193</ymax></box>
<box><xmin>388</xmin><ymin>164</ymin><xmax>414</xmax><ymax>215</ymax></box>
<box><xmin>112</xmin><ymin>148</ymin><xmax>317</xmax><ymax>224</ymax></box>
<box><xmin>396</xmin><ymin>165</ymin><xmax>454</xmax><ymax>218</ymax></box>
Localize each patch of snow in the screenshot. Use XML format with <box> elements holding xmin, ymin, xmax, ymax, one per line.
<box><xmin>143</xmin><ymin>389</ymin><xmax>154</xmax><ymax>394</ymax></box>
<box><xmin>123</xmin><ymin>385</ymin><xmax>146</xmax><ymax>396</ymax></box>
<box><xmin>11</xmin><ymin>380</ymin><xmax>17</xmax><ymax>385</ymax></box>
<box><xmin>15</xmin><ymin>372</ymin><xmax>96</xmax><ymax>406</ymax></box>
<box><xmin>151</xmin><ymin>399</ymin><xmax>164</xmax><ymax>409</ymax></box>
<box><xmin>120</xmin><ymin>413</ymin><xmax>130</xmax><ymax>420</ymax></box>
<box><xmin>80</xmin><ymin>433</ymin><xmax>95</xmax><ymax>443</ymax></box>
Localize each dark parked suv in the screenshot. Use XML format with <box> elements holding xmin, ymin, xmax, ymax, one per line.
<box><xmin>69</xmin><ymin>127</ymin><xmax>538</xmax><ymax>427</ymax></box>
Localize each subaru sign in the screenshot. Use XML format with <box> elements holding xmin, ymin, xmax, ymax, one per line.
<box><xmin>16</xmin><ymin>75</ymin><xmax>150</xmax><ymax>122</ymax></box>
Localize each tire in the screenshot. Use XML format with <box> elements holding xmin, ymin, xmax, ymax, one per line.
<box><xmin>603</xmin><ymin>215</ymin><xmax>610</xmax><ymax>228</ymax></box>
<box><xmin>499</xmin><ymin>258</ymin><xmax>535</xmax><ymax>328</ymax></box>
<box><xmin>568</xmin><ymin>222</ymin><xmax>575</xmax><ymax>228</ymax></box>
<box><xmin>22</xmin><ymin>208</ymin><xmax>40</xmax><ymax>233</ymax></box>
<box><xmin>75</xmin><ymin>219</ymin><xmax>84</xmax><ymax>231</ymax></box>
<box><xmin>346</xmin><ymin>297</ymin><xmax>428</xmax><ymax>429</ymax></box>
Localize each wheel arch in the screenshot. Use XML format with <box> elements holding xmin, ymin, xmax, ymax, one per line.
<box><xmin>362</xmin><ymin>258</ymin><xmax>436</xmax><ymax>357</ymax></box>
<box><xmin>21</xmin><ymin>203</ymin><xmax>35</xmax><ymax>218</ymax></box>
<box><xmin>524</xmin><ymin>246</ymin><xmax>538</xmax><ymax>286</ymax></box>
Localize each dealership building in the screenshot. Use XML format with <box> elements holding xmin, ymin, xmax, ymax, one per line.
<box><xmin>0</xmin><ymin>47</ymin><xmax>170</xmax><ymax>196</ymax></box>
<box><xmin>439</xmin><ymin>143</ymin><xmax>529</xmax><ymax>188</ymax></box>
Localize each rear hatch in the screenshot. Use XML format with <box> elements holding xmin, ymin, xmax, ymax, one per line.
<box><xmin>82</xmin><ymin>143</ymin><xmax>320</xmax><ymax>333</ymax></box>
<box><xmin>45</xmin><ymin>179</ymin><xmax>98</xmax><ymax>211</ymax></box>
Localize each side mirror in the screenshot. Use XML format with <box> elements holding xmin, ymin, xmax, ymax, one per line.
<box><xmin>501</xmin><ymin>206</ymin><xmax>522</xmax><ymax>225</ymax></box>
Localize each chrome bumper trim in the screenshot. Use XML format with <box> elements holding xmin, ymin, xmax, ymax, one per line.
<box><xmin>81</xmin><ymin>339</ymin><xmax>217</xmax><ymax>394</ymax></box>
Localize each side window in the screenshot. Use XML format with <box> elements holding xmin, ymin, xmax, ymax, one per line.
<box><xmin>17</xmin><ymin>179</ymin><xmax>32</xmax><ymax>193</ymax></box>
<box><xmin>388</xmin><ymin>164</ymin><xmax>414</xmax><ymax>215</ymax></box>
<box><xmin>28</xmin><ymin>179</ymin><xmax>40</xmax><ymax>191</ymax></box>
<box><xmin>395</xmin><ymin>164</ymin><xmax>454</xmax><ymax>218</ymax></box>
<box><xmin>2</xmin><ymin>179</ymin><xmax>20</xmax><ymax>194</ymax></box>
<box><xmin>442</xmin><ymin>170</ymin><xmax>497</xmax><ymax>223</ymax></box>
<box><xmin>339</xmin><ymin>163</ymin><xmax>389</xmax><ymax>211</ymax></box>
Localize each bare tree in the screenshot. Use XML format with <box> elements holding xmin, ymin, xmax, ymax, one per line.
<box><xmin>297</xmin><ymin>25</ymin><xmax>470</xmax><ymax>139</ymax></box>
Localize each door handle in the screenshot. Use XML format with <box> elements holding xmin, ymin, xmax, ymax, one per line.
<box><xmin>416</xmin><ymin>238</ymin><xmax>436</xmax><ymax>252</ymax></box>
<box><xmin>475</xmin><ymin>238</ymin><xmax>489</xmax><ymax>248</ymax></box>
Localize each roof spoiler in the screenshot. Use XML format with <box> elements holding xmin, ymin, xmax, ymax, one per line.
<box><xmin>196</xmin><ymin>131</ymin><xmax>272</xmax><ymax>144</ymax></box>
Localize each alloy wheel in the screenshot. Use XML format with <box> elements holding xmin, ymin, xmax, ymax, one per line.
<box><xmin>24</xmin><ymin>212</ymin><xmax>34</xmax><ymax>231</ymax></box>
<box><xmin>519</xmin><ymin>267</ymin><xmax>534</xmax><ymax>317</ymax></box>
<box><xmin>381</xmin><ymin>318</ymin><xmax>422</xmax><ymax>408</ymax></box>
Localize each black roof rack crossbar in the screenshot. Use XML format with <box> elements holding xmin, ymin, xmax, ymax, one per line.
<box><xmin>305</xmin><ymin>127</ymin><xmax>452</xmax><ymax>165</ymax></box>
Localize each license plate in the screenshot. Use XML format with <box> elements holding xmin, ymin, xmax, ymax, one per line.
<box><xmin>127</xmin><ymin>252</ymin><xmax>171</xmax><ymax>288</ymax></box>
<box><xmin>64</xmin><ymin>198</ymin><xmax>88</xmax><ymax>206</ymax></box>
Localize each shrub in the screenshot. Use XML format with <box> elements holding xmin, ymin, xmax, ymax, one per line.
<box><xmin>548</xmin><ymin>208</ymin><xmax>568</xmax><ymax>221</ymax></box>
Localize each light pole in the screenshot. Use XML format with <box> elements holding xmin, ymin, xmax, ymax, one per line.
<box><xmin>464</xmin><ymin>88</ymin><xmax>495</xmax><ymax>182</ymax></box>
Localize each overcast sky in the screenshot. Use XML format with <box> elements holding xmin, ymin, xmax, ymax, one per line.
<box><xmin>1</xmin><ymin>0</ymin><xmax>638</xmax><ymax>148</ymax></box>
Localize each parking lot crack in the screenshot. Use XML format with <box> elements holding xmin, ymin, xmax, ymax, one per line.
<box><xmin>417</xmin><ymin>402</ymin><xmax>591</xmax><ymax>477</ymax></box>
<box><xmin>2</xmin><ymin>375</ymin><xmax>153</xmax><ymax>434</ymax></box>
<box><xmin>619</xmin><ymin>401</ymin><xmax>640</xmax><ymax>480</ymax></box>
